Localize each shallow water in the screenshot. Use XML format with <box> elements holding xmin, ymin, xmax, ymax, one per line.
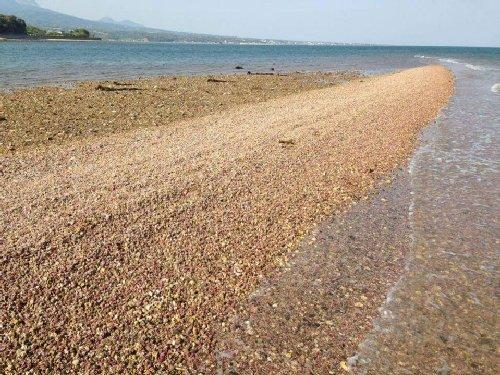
<box><xmin>0</xmin><ymin>42</ymin><xmax>499</xmax><ymax>89</ymax></box>
<box><xmin>353</xmin><ymin>55</ymin><xmax>499</xmax><ymax>373</ymax></box>
<box><xmin>216</xmin><ymin>167</ymin><xmax>414</xmax><ymax>374</ymax></box>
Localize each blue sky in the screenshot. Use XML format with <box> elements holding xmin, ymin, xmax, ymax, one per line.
<box><xmin>36</xmin><ymin>0</ymin><xmax>500</xmax><ymax>47</ymax></box>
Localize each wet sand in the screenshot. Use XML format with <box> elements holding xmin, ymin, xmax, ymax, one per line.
<box><xmin>0</xmin><ymin>66</ymin><xmax>453</xmax><ymax>373</ymax></box>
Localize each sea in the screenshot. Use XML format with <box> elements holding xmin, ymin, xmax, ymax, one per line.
<box><xmin>0</xmin><ymin>41</ymin><xmax>498</xmax><ymax>89</ymax></box>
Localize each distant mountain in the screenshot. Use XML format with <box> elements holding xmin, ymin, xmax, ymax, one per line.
<box><xmin>99</xmin><ymin>17</ymin><xmax>144</xmax><ymax>29</ymax></box>
<box><xmin>0</xmin><ymin>0</ymin><xmax>261</xmax><ymax>43</ymax></box>
<box><xmin>13</xmin><ymin>0</ymin><xmax>38</xmax><ymax>6</ymax></box>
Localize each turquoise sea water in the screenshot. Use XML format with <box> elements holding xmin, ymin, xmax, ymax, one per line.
<box><xmin>0</xmin><ymin>41</ymin><xmax>499</xmax><ymax>89</ymax></box>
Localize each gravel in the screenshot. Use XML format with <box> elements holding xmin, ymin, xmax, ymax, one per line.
<box><xmin>0</xmin><ymin>71</ymin><xmax>359</xmax><ymax>153</ymax></box>
<box><xmin>0</xmin><ymin>66</ymin><xmax>453</xmax><ymax>373</ymax></box>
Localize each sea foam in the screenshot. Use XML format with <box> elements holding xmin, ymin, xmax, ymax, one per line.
<box><xmin>465</xmin><ymin>63</ymin><xmax>487</xmax><ymax>71</ymax></box>
<box><xmin>415</xmin><ymin>55</ymin><xmax>488</xmax><ymax>71</ymax></box>
<box><xmin>438</xmin><ymin>58</ymin><xmax>460</xmax><ymax>64</ymax></box>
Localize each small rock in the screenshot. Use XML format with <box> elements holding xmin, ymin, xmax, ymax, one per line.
<box><xmin>437</xmin><ymin>364</ymin><xmax>451</xmax><ymax>375</ymax></box>
<box><xmin>347</xmin><ymin>354</ymin><xmax>359</xmax><ymax>367</ymax></box>
<box><xmin>339</xmin><ymin>361</ymin><xmax>350</xmax><ymax>371</ymax></box>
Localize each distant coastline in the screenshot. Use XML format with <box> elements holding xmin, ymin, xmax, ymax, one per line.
<box><xmin>0</xmin><ymin>35</ymin><xmax>365</xmax><ymax>46</ymax></box>
<box><xmin>0</xmin><ymin>13</ymin><xmax>101</xmax><ymax>41</ymax></box>
<box><xmin>0</xmin><ymin>35</ymin><xmax>101</xmax><ymax>41</ymax></box>
<box><xmin>0</xmin><ymin>3</ymin><xmax>368</xmax><ymax>45</ymax></box>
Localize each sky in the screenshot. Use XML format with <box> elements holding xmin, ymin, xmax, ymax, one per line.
<box><xmin>36</xmin><ymin>0</ymin><xmax>500</xmax><ymax>47</ymax></box>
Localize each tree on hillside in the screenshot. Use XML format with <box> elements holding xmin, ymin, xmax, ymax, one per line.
<box><xmin>69</xmin><ymin>28</ymin><xmax>90</xmax><ymax>38</ymax></box>
<box><xmin>26</xmin><ymin>25</ymin><xmax>46</xmax><ymax>38</ymax></box>
<box><xmin>0</xmin><ymin>14</ymin><xmax>27</xmax><ymax>34</ymax></box>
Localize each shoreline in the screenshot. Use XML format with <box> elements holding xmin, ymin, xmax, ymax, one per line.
<box><xmin>217</xmin><ymin>165</ymin><xmax>413</xmax><ymax>373</ymax></box>
<box><xmin>0</xmin><ymin>69</ymin><xmax>359</xmax><ymax>93</ymax></box>
<box><xmin>353</xmin><ymin>62</ymin><xmax>497</xmax><ymax>374</ymax></box>
<box><xmin>0</xmin><ymin>66</ymin><xmax>454</xmax><ymax>373</ymax></box>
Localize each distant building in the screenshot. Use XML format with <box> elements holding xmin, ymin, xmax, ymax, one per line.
<box><xmin>47</xmin><ymin>28</ymin><xmax>63</xmax><ymax>35</ymax></box>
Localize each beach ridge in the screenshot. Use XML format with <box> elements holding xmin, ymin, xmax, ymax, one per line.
<box><xmin>0</xmin><ymin>65</ymin><xmax>454</xmax><ymax>373</ymax></box>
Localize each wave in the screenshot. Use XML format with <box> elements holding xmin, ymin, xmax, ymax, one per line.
<box><xmin>438</xmin><ymin>58</ymin><xmax>460</xmax><ymax>64</ymax></box>
<box><xmin>415</xmin><ymin>55</ymin><xmax>488</xmax><ymax>71</ymax></box>
<box><xmin>491</xmin><ymin>83</ymin><xmax>500</xmax><ymax>93</ymax></box>
<box><xmin>465</xmin><ymin>63</ymin><xmax>487</xmax><ymax>71</ymax></box>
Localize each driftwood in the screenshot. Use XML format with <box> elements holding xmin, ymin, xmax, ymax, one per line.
<box><xmin>207</xmin><ymin>78</ymin><xmax>228</xmax><ymax>83</ymax></box>
<box><xmin>95</xmin><ymin>85</ymin><xmax>141</xmax><ymax>92</ymax></box>
<box><xmin>247</xmin><ymin>71</ymin><xmax>274</xmax><ymax>76</ymax></box>
<box><xmin>112</xmin><ymin>81</ymin><xmax>133</xmax><ymax>86</ymax></box>
<box><xmin>247</xmin><ymin>71</ymin><xmax>288</xmax><ymax>77</ymax></box>
<box><xmin>278</xmin><ymin>139</ymin><xmax>296</xmax><ymax>146</ymax></box>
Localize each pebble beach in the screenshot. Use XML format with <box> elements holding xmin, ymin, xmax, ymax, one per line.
<box><xmin>0</xmin><ymin>66</ymin><xmax>454</xmax><ymax>373</ymax></box>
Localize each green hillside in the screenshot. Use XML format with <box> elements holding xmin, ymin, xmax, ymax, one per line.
<box><xmin>0</xmin><ymin>13</ymin><xmax>26</xmax><ymax>34</ymax></box>
<box><xmin>0</xmin><ymin>0</ymin><xmax>261</xmax><ymax>43</ymax></box>
<box><xmin>0</xmin><ymin>13</ymin><xmax>96</xmax><ymax>39</ymax></box>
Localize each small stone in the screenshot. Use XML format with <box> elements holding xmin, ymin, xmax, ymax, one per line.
<box><xmin>437</xmin><ymin>364</ymin><xmax>451</xmax><ymax>375</ymax></box>
<box><xmin>340</xmin><ymin>361</ymin><xmax>350</xmax><ymax>371</ymax></box>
